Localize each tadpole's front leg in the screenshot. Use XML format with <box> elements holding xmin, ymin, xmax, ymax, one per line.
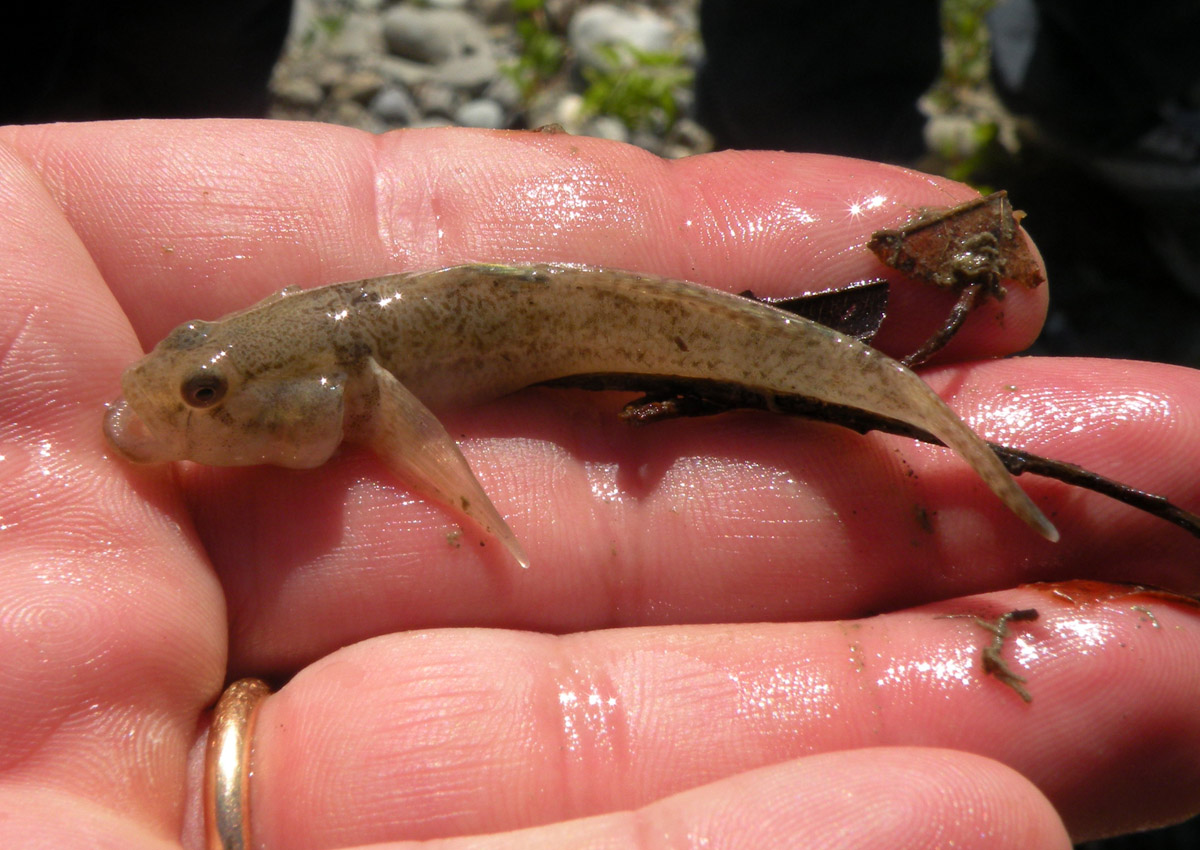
<box><xmin>350</xmin><ymin>359</ymin><xmax>530</xmax><ymax>569</ymax></box>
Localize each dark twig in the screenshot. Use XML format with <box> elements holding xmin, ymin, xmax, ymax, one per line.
<box><xmin>985</xmin><ymin>444</ymin><xmax>1200</xmax><ymax>537</ymax></box>
<box><xmin>541</xmin><ymin>373</ymin><xmax>1200</xmax><ymax>539</ymax></box>
<box><xmin>900</xmin><ymin>282</ymin><xmax>984</xmax><ymax>369</ymax></box>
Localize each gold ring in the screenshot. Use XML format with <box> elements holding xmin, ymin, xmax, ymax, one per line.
<box><xmin>205</xmin><ymin>678</ymin><xmax>270</xmax><ymax>850</ymax></box>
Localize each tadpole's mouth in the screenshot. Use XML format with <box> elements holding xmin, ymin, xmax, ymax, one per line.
<box><xmin>104</xmin><ymin>398</ymin><xmax>177</xmax><ymax>464</ymax></box>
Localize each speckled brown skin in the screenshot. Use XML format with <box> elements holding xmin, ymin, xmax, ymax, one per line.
<box><xmin>104</xmin><ymin>263</ymin><xmax>1058</xmax><ymax>568</ymax></box>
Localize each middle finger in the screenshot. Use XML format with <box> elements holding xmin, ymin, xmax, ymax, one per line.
<box><xmin>244</xmin><ymin>585</ymin><xmax>1200</xmax><ymax>847</ymax></box>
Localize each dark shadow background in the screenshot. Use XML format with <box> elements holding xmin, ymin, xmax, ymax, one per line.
<box><xmin>4</xmin><ymin>1</ymin><xmax>292</xmax><ymax>122</ymax></box>
<box><xmin>699</xmin><ymin>0</ymin><xmax>1200</xmax><ymax>369</ymax></box>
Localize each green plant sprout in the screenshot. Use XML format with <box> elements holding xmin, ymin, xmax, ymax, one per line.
<box><xmin>505</xmin><ymin>0</ymin><xmax>566</xmax><ymax>101</ymax></box>
<box><xmin>580</xmin><ymin>43</ymin><xmax>693</xmax><ymax>135</ymax></box>
<box><xmin>922</xmin><ymin>0</ymin><xmax>1017</xmax><ymax>185</ymax></box>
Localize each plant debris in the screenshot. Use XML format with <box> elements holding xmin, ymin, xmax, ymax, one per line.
<box><xmin>869</xmin><ymin>191</ymin><xmax>1044</xmax><ymax>368</ymax></box>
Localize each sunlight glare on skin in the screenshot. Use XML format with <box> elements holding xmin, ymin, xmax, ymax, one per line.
<box><xmin>976</xmin><ymin>387</ymin><xmax>1177</xmax><ymax>445</ymax></box>
<box><xmin>556</xmin><ymin>681</ymin><xmax>620</xmax><ymax>756</ymax></box>
<box><xmin>1009</xmin><ymin>631</ymin><xmax>1047</xmax><ymax>670</ymax></box>
<box><xmin>728</xmin><ymin>664</ymin><xmax>836</xmax><ymax>724</ymax></box>
<box><xmin>875</xmin><ymin>643</ymin><xmax>977</xmax><ymax>695</ymax></box>
<box><xmin>664</xmin><ymin>456</ymin><xmax>836</xmax><ymax>534</ymax></box>
<box><xmin>661</xmin><ymin>456</ymin><xmax>807</xmax><ymax>501</ymax></box>
<box><xmin>730</xmin><ymin>199</ymin><xmax>819</xmax><ymax>239</ymax></box>
<box><xmin>781</xmin><ymin>203</ymin><xmax>817</xmax><ymax>227</ymax></box>
<box><xmin>513</xmin><ymin>174</ymin><xmax>635</xmax><ymax>235</ymax></box>
<box><xmin>846</xmin><ymin>193</ymin><xmax>889</xmax><ymax>220</ymax></box>
<box><xmin>584</xmin><ymin>460</ymin><xmax>625</xmax><ymax>504</ymax></box>
<box><xmin>1045</xmin><ymin>613</ymin><xmax>1114</xmax><ymax>654</ymax></box>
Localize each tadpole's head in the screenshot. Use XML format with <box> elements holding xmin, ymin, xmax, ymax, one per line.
<box><xmin>104</xmin><ymin>319</ymin><xmax>347</xmax><ymax>469</ymax></box>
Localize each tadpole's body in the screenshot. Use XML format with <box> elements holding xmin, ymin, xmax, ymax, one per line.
<box><xmin>105</xmin><ymin>263</ymin><xmax>1058</xmax><ymax>567</ymax></box>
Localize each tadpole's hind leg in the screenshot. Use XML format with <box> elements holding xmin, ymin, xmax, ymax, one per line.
<box><xmin>352</xmin><ymin>359</ymin><xmax>530</xmax><ymax>569</ymax></box>
<box><xmin>620</xmin><ymin>393</ymin><xmax>732</xmax><ymax>425</ymax></box>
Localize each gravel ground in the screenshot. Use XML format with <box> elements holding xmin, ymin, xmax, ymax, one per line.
<box><xmin>270</xmin><ymin>0</ymin><xmax>712</xmax><ymax>157</ymax></box>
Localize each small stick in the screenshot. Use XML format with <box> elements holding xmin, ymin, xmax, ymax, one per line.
<box><xmin>940</xmin><ymin>608</ymin><xmax>1041</xmax><ymax>702</ymax></box>
<box><xmin>901</xmin><ymin>283</ymin><xmax>984</xmax><ymax>369</ymax></box>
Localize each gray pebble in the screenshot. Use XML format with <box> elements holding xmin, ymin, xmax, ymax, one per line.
<box><xmin>329</xmin><ymin>100</ymin><xmax>384</xmax><ymax>133</ymax></box>
<box><xmin>383</xmin><ymin>6</ymin><xmax>491</xmax><ymax>66</ymax></box>
<box><xmin>455</xmin><ymin>98</ymin><xmax>507</xmax><ymax>129</ymax></box>
<box><xmin>380</xmin><ymin>6</ymin><xmax>498</xmax><ymax>92</ymax></box>
<box><xmin>569</xmin><ymin>3</ymin><xmax>674</xmax><ymax>71</ymax></box>
<box><xmin>436</xmin><ymin>54</ymin><xmax>499</xmax><ymax>89</ymax></box>
<box><xmin>332</xmin><ymin>69</ymin><xmax>385</xmax><ymax>105</ymax></box>
<box><xmin>584</xmin><ymin>115</ymin><xmax>629</xmax><ymax>144</ymax></box>
<box><xmin>315</xmin><ymin>60</ymin><xmax>349</xmax><ymax>89</ymax></box>
<box><xmin>378</xmin><ymin>55</ymin><xmax>435</xmax><ymax>88</ymax></box>
<box><xmin>273</xmin><ymin>0</ymin><xmax>711</xmax><ymax>160</ymax></box>
<box><xmin>370</xmin><ymin>86</ymin><xmax>420</xmax><ymax>125</ymax></box>
<box><xmin>409</xmin><ymin>117</ymin><xmax>455</xmax><ymax>130</ymax></box>
<box><xmin>272</xmin><ymin>75</ymin><xmax>325</xmax><ymax>108</ymax></box>
<box><xmin>668</xmin><ymin>117</ymin><xmax>714</xmax><ymax>152</ymax></box>
<box><xmin>475</xmin><ymin>0</ymin><xmax>518</xmax><ymax>24</ymax></box>
<box><xmin>484</xmin><ymin>74</ymin><xmax>523</xmax><ymax>111</ymax></box>
<box><xmin>527</xmin><ymin>91</ymin><xmax>585</xmax><ymax>134</ymax></box>
<box><xmin>325</xmin><ymin>13</ymin><xmax>383</xmax><ymax>59</ymax></box>
<box><xmin>413</xmin><ymin>81</ymin><xmax>459</xmax><ymax>118</ymax></box>
<box><xmin>630</xmin><ymin>129</ymin><xmax>664</xmax><ymax>152</ymax></box>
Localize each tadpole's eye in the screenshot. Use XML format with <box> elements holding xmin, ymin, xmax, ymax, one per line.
<box><xmin>181</xmin><ymin>372</ymin><xmax>227</xmax><ymax>408</ymax></box>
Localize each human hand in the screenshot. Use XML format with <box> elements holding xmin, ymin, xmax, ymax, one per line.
<box><xmin>0</xmin><ymin>120</ymin><xmax>1197</xmax><ymax>849</ymax></box>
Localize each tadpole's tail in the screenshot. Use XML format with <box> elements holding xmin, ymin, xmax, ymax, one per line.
<box><xmin>914</xmin><ymin>389</ymin><xmax>1059</xmax><ymax>542</ymax></box>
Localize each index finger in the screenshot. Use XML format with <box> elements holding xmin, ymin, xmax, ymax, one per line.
<box><xmin>0</xmin><ymin>119</ymin><xmax>1047</xmax><ymax>361</ymax></box>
